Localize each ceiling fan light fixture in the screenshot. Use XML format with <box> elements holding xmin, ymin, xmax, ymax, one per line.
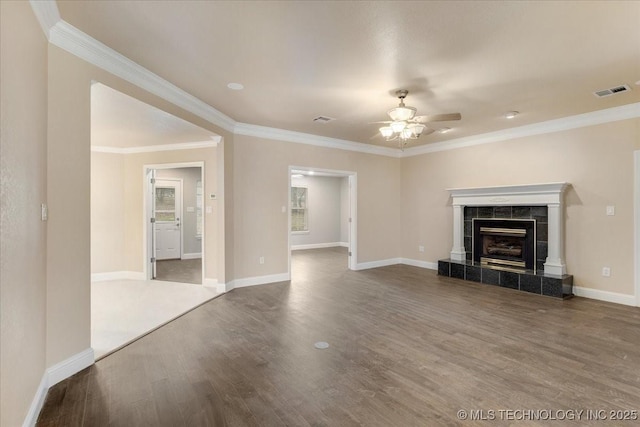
<box><xmin>407</xmin><ymin>123</ymin><xmax>426</xmax><ymax>137</ymax></box>
<box><xmin>390</xmin><ymin>120</ymin><xmax>407</xmax><ymax>133</ymax></box>
<box><xmin>504</xmin><ymin>111</ymin><xmax>519</xmax><ymax>119</ymax></box>
<box><xmin>388</xmin><ymin>105</ymin><xmax>417</xmax><ymax>122</ymax></box>
<box><xmin>379</xmin><ymin>126</ymin><xmax>393</xmax><ymax>138</ymax></box>
<box><xmin>376</xmin><ymin>89</ymin><xmax>461</xmax><ymax>149</ymax></box>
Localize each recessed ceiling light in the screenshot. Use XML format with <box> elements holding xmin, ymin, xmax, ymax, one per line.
<box><xmin>227</xmin><ymin>82</ymin><xmax>244</xmax><ymax>90</ymax></box>
<box><xmin>438</xmin><ymin>127</ymin><xmax>452</xmax><ymax>134</ymax></box>
<box><xmin>504</xmin><ymin>111</ymin><xmax>519</xmax><ymax>119</ymax></box>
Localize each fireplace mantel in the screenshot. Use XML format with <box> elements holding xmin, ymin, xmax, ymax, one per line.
<box><xmin>448</xmin><ymin>182</ymin><xmax>570</xmax><ymax>276</ymax></box>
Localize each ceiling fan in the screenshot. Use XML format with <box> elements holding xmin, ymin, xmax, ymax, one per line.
<box><xmin>376</xmin><ymin>90</ymin><xmax>461</xmax><ymax>147</ymax></box>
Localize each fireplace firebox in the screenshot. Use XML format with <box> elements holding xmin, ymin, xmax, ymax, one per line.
<box><xmin>473</xmin><ymin>219</ymin><xmax>536</xmax><ymax>271</ymax></box>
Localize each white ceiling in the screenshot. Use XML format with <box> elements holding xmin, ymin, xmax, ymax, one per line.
<box><xmin>91</xmin><ymin>83</ymin><xmax>217</xmax><ymax>148</ymax></box>
<box><xmin>62</xmin><ymin>1</ymin><xmax>640</xmax><ymax>148</ymax></box>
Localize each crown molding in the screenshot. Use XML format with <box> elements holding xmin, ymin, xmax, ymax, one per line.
<box><xmin>91</xmin><ymin>140</ymin><xmax>219</xmax><ymax>154</ymax></box>
<box><xmin>29</xmin><ymin>0</ymin><xmax>61</xmax><ymax>39</ymax></box>
<box><xmin>234</xmin><ymin>122</ymin><xmax>402</xmax><ymax>158</ymax></box>
<box><xmin>401</xmin><ymin>102</ymin><xmax>640</xmax><ymax>158</ymax></box>
<box><xmin>47</xmin><ymin>20</ymin><xmax>236</xmax><ymax>133</ymax></box>
<box><xmin>30</xmin><ymin>3</ymin><xmax>639</xmax><ymax>160</ymax></box>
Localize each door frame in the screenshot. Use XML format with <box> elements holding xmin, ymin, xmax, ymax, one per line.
<box><xmin>143</xmin><ymin>162</ymin><xmax>205</xmax><ymax>283</ymax></box>
<box><xmin>287</xmin><ymin>166</ymin><xmax>358</xmax><ymax>276</ymax></box>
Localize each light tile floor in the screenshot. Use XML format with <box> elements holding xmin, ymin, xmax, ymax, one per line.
<box><xmin>91</xmin><ymin>279</ymin><xmax>221</xmax><ymax>359</ymax></box>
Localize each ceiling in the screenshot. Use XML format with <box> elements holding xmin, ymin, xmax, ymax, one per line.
<box><xmin>91</xmin><ymin>83</ymin><xmax>217</xmax><ymax>148</ymax></box>
<box><xmin>60</xmin><ymin>1</ymin><xmax>640</xmax><ymax>149</ymax></box>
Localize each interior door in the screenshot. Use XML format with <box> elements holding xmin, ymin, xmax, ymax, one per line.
<box><xmin>154</xmin><ymin>180</ymin><xmax>182</xmax><ymax>260</ymax></box>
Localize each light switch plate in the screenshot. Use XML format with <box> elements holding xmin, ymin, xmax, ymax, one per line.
<box><xmin>606</xmin><ymin>206</ymin><xmax>615</xmax><ymax>216</ymax></box>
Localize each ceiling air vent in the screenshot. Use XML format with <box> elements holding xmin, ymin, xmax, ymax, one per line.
<box><xmin>593</xmin><ymin>84</ymin><xmax>631</xmax><ymax>98</ymax></box>
<box><xmin>313</xmin><ymin>116</ymin><xmax>335</xmax><ymax>123</ymax></box>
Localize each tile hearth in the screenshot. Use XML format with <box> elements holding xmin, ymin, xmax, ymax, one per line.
<box><xmin>438</xmin><ymin>259</ymin><xmax>574</xmax><ymax>299</ymax></box>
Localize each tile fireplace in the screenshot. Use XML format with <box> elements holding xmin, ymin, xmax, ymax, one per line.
<box><xmin>438</xmin><ymin>183</ymin><xmax>573</xmax><ymax>299</ymax></box>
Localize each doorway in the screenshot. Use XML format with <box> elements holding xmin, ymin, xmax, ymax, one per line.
<box><xmin>145</xmin><ymin>163</ymin><xmax>204</xmax><ymax>285</ymax></box>
<box><xmin>288</xmin><ymin>166</ymin><xmax>357</xmax><ymax>277</ymax></box>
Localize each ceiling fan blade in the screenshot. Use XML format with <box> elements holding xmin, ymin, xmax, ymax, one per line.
<box><xmin>369</xmin><ymin>120</ymin><xmax>392</xmax><ymax>124</ymax></box>
<box><xmin>421</xmin><ymin>128</ymin><xmax>436</xmax><ymax>136</ymax></box>
<box><xmin>415</xmin><ymin>113</ymin><xmax>462</xmax><ymax>122</ymax></box>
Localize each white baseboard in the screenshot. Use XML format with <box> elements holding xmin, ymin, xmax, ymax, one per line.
<box><xmin>182</xmin><ymin>252</ymin><xmax>202</xmax><ymax>260</ymax></box>
<box><xmin>24</xmin><ymin>348</ymin><xmax>95</xmax><ymax>426</ymax></box>
<box><xmin>291</xmin><ymin>242</ymin><xmax>347</xmax><ymax>250</ymax></box>
<box><xmin>572</xmin><ymin>286</ymin><xmax>636</xmax><ymax>306</ymax></box>
<box><xmin>23</xmin><ymin>374</ymin><xmax>48</xmax><ymax>427</ymax></box>
<box><xmin>354</xmin><ymin>258</ymin><xmax>402</xmax><ymax>270</ymax></box>
<box><xmin>91</xmin><ymin>271</ymin><xmax>145</xmax><ymax>282</ymax></box>
<box><xmin>47</xmin><ymin>348</ymin><xmax>95</xmax><ymax>387</ymax></box>
<box><xmin>227</xmin><ymin>272</ymin><xmax>291</xmax><ymax>291</ymax></box>
<box><xmin>203</xmin><ymin>278</ymin><xmax>226</xmax><ymax>294</ymax></box>
<box><xmin>400</xmin><ymin>258</ymin><xmax>438</xmax><ymax>270</ymax></box>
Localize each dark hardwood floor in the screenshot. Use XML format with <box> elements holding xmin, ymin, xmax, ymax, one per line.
<box><xmin>37</xmin><ymin>247</ymin><xmax>640</xmax><ymax>426</ymax></box>
<box><xmin>155</xmin><ymin>258</ymin><xmax>202</xmax><ymax>285</ymax></box>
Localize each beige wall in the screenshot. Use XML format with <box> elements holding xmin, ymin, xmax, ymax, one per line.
<box><xmin>0</xmin><ymin>2</ymin><xmax>48</xmax><ymax>425</ymax></box>
<box><xmin>233</xmin><ymin>134</ymin><xmax>402</xmax><ymax>279</ymax></box>
<box><xmin>46</xmin><ymin>44</ymin><xmax>231</xmax><ymax>369</ymax></box>
<box><xmin>91</xmin><ymin>152</ymin><xmax>125</xmax><ymax>273</ymax></box>
<box><xmin>401</xmin><ymin>118</ymin><xmax>639</xmax><ymax>295</ymax></box>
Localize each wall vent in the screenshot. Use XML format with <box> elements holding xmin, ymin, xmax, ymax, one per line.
<box><xmin>313</xmin><ymin>116</ymin><xmax>335</xmax><ymax>123</ymax></box>
<box><xmin>593</xmin><ymin>84</ymin><xmax>631</xmax><ymax>98</ymax></box>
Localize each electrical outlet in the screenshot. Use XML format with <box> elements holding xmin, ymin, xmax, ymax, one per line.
<box><xmin>602</xmin><ymin>267</ymin><xmax>611</xmax><ymax>277</ymax></box>
<box><xmin>418</xmin><ymin>245</ymin><xmax>425</xmax><ymax>252</ymax></box>
<box><xmin>259</xmin><ymin>256</ymin><xmax>265</xmax><ymax>265</ymax></box>
<box><xmin>606</xmin><ymin>206</ymin><xmax>615</xmax><ymax>216</ymax></box>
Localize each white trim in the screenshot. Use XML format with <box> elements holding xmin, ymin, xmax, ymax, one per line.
<box><xmin>400</xmin><ymin>258</ymin><xmax>438</xmax><ymax>270</ymax></box>
<box><xmin>236</xmin><ymin>122</ymin><xmax>401</xmax><ymax>158</ymax></box>
<box><xmin>47</xmin><ymin>348</ymin><xmax>95</xmax><ymax>387</ymax></box>
<box><xmin>22</xmin><ymin>374</ymin><xmax>48</xmax><ymax>427</ymax></box>
<box><xmin>48</xmin><ymin>20</ymin><xmax>236</xmax><ymax>133</ymax></box>
<box><xmin>182</xmin><ymin>252</ymin><xmax>202</xmax><ymax>260</ymax></box>
<box><xmin>291</xmin><ymin>242</ymin><xmax>346</xmax><ymax>251</ymax></box>
<box><xmin>91</xmin><ymin>139</ymin><xmax>219</xmax><ymax>154</ymax></box>
<box><xmin>402</xmin><ymin>103</ymin><xmax>640</xmax><ymax>157</ymax></box>
<box><xmin>572</xmin><ymin>286</ymin><xmax>637</xmax><ymax>307</ymax></box>
<box><xmin>447</xmin><ymin>182</ymin><xmax>570</xmax><ymax>206</ymax></box>
<box><xmin>354</xmin><ymin>258</ymin><xmax>402</xmax><ymax>271</ymax></box>
<box><xmin>91</xmin><ymin>271</ymin><xmax>146</xmax><ymax>282</ymax></box>
<box><xmin>29</xmin><ymin>0</ymin><xmax>60</xmax><ymax>40</ymax></box>
<box><xmin>635</xmin><ymin>150</ymin><xmax>640</xmax><ymax>306</ymax></box>
<box><xmin>228</xmin><ymin>273</ymin><xmax>291</xmax><ymax>291</ymax></box>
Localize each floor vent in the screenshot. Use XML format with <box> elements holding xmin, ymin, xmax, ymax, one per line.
<box><xmin>593</xmin><ymin>84</ymin><xmax>631</xmax><ymax>98</ymax></box>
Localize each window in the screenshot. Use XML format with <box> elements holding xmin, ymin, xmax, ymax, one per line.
<box><xmin>155</xmin><ymin>187</ymin><xmax>176</xmax><ymax>222</ymax></box>
<box><xmin>291</xmin><ymin>186</ymin><xmax>308</xmax><ymax>232</ymax></box>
